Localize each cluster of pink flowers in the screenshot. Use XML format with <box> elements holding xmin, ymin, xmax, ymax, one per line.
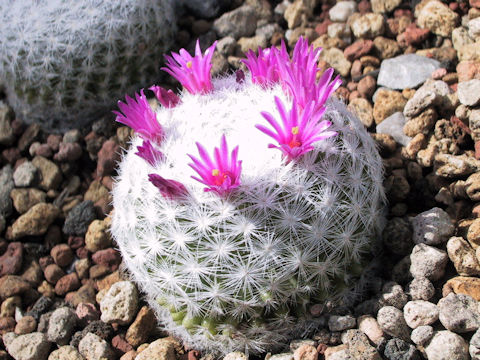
<box><xmin>114</xmin><ymin>37</ymin><xmax>341</xmax><ymax>198</ymax></box>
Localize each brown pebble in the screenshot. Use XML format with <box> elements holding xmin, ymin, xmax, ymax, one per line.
<box><xmin>14</xmin><ymin>315</ymin><xmax>37</xmax><ymax>335</ymax></box>
<box><xmin>44</xmin><ymin>264</ymin><xmax>65</xmax><ymax>284</ymax></box>
<box><xmin>0</xmin><ymin>316</ymin><xmax>16</xmax><ymax>335</ymax></box>
<box><xmin>51</xmin><ymin>244</ymin><xmax>74</xmax><ymax>267</ymax></box>
<box><xmin>55</xmin><ymin>273</ymin><xmax>80</xmax><ymax>296</ymax></box>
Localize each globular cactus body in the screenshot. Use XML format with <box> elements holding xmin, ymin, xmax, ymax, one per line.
<box><xmin>0</xmin><ymin>0</ymin><xmax>176</xmax><ymax>132</ymax></box>
<box><xmin>111</xmin><ymin>40</ymin><xmax>385</xmax><ymax>355</ymax></box>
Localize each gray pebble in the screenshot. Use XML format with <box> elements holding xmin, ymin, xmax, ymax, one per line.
<box><xmin>405</xmin><ymin>277</ymin><xmax>435</xmax><ymax>301</ymax></box>
<box><xmin>424</xmin><ymin>330</ymin><xmax>469</xmax><ymax>360</ymax></box>
<box><xmin>383</xmin><ymin>338</ymin><xmax>420</xmax><ymax>360</ymax></box>
<box><xmin>438</xmin><ymin>293</ymin><xmax>480</xmax><ymax>333</ymax></box>
<box><xmin>47</xmin><ymin>307</ymin><xmax>78</xmax><ymax>345</ymax></box>
<box><xmin>470</xmin><ymin>328</ymin><xmax>480</xmax><ymax>360</ymax></box>
<box><xmin>0</xmin><ymin>165</ymin><xmax>14</xmax><ymax>216</ymax></box>
<box><xmin>328</xmin><ymin>315</ymin><xmax>356</xmax><ymax>332</ymax></box>
<box><xmin>382</xmin><ymin>217</ymin><xmax>413</xmax><ymax>256</ymax></box>
<box><xmin>5</xmin><ymin>332</ymin><xmax>51</xmax><ymax>360</ymax></box>
<box><xmin>458</xmin><ymin>79</ymin><xmax>480</xmax><ymax>107</ymax></box>
<box><xmin>216</xmin><ymin>36</ymin><xmax>236</xmax><ymax>56</ymax></box>
<box><xmin>410</xmin><ymin>207</ymin><xmax>455</xmax><ymax>246</ymax></box>
<box><xmin>376</xmin><ymin>112</ymin><xmax>412</xmax><ymax>147</ymax></box>
<box><xmin>411</xmin><ymin>325</ymin><xmax>433</xmax><ymax>346</ymax></box>
<box><xmin>379</xmin><ymin>281</ymin><xmax>408</xmax><ymax>309</ymax></box>
<box><xmin>13</xmin><ymin>161</ymin><xmax>38</xmax><ymax>187</ymax></box>
<box><xmin>213</xmin><ymin>5</ymin><xmax>257</xmax><ymax>39</ymax></box>
<box><xmin>62</xmin><ymin>200</ymin><xmax>96</xmax><ymax>236</ymax></box>
<box><xmin>403</xmin><ymin>300</ymin><xmax>439</xmax><ymax>329</ymax></box>
<box><xmin>410</xmin><ymin>244</ymin><xmax>448</xmax><ymax>281</ymax></box>
<box><xmin>377</xmin><ymin>306</ymin><xmax>410</xmax><ymax>342</ymax></box>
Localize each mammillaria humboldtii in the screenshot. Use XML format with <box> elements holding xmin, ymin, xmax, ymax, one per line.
<box><xmin>111</xmin><ymin>37</ymin><xmax>386</xmax><ymax>355</ymax></box>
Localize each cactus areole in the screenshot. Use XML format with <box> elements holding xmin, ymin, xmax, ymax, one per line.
<box><xmin>111</xmin><ymin>38</ymin><xmax>386</xmax><ymax>355</ymax></box>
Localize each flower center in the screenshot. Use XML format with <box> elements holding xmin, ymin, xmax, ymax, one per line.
<box><xmin>288</xmin><ymin>127</ymin><xmax>301</xmax><ymax>148</ymax></box>
<box><xmin>186</xmin><ymin>61</ymin><xmax>193</xmax><ymax>68</ymax></box>
<box><xmin>211</xmin><ymin>169</ymin><xmax>230</xmax><ymax>186</ymax></box>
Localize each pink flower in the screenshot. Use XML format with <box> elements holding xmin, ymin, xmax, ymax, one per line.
<box><xmin>114</xmin><ymin>89</ymin><xmax>163</xmax><ymax>144</ymax></box>
<box><xmin>242</xmin><ymin>47</ymin><xmax>281</xmax><ymax>86</ymax></box>
<box><xmin>148</xmin><ymin>174</ymin><xmax>188</xmax><ymax>199</ymax></box>
<box><xmin>162</xmin><ymin>40</ymin><xmax>218</xmax><ymax>94</ymax></box>
<box><xmin>256</xmin><ymin>96</ymin><xmax>337</xmax><ymax>160</ymax></box>
<box><xmin>188</xmin><ymin>135</ymin><xmax>242</xmax><ymax>196</ymax></box>
<box><xmin>149</xmin><ymin>85</ymin><xmax>180</xmax><ymax>108</ymax></box>
<box><xmin>276</xmin><ymin>38</ymin><xmax>342</xmax><ymax>112</ymax></box>
<box><xmin>135</xmin><ymin>140</ymin><xmax>164</xmax><ymax>166</ymax></box>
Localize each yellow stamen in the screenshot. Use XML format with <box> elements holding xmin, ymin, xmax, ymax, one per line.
<box><xmin>291</xmin><ymin>127</ymin><xmax>299</xmax><ymax>135</ymax></box>
<box><xmin>186</xmin><ymin>61</ymin><xmax>193</xmax><ymax>68</ymax></box>
<box><xmin>212</xmin><ymin>169</ymin><xmax>220</xmax><ymax>176</ymax></box>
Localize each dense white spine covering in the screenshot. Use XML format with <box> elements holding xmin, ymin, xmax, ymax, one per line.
<box><xmin>0</xmin><ymin>0</ymin><xmax>176</xmax><ymax>131</ymax></box>
<box><xmin>112</xmin><ymin>75</ymin><xmax>385</xmax><ymax>355</ymax></box>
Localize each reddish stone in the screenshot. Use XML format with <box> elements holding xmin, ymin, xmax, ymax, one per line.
<box><xmin>112</xmin><ymin>334</ymin><xmax>133</xmax><ymax>354</ymax></box>
<box><xmin>349</xmin><ymin>90</ymin><xmax>360</xmax><ymax>101</ymax></box>
<box><xmin>397</xmin><ymin>24</ymin><xmax>430</xmax><ymax>47</ymax></box>
<box><xmin>457</xmin><ymin>61</ymin><xmax>480</xmax><ymax>82</ymax></box>
<box><xmin>394</xmin><ymin>9</ymin><xmax>412</xmax><ymax>18</ymax></box>
<box><xmin>450</xmin><ymin>83</ymin><xmax>458</xmax><ymax>92</ymax></box>
<box><xmin>0</xmin><ymin>242</ymin><xmax>23</xmax><ymax>277</ymax></box>
<box><xmin>44</xmin><ymin>263</ymin><xmax>65</xmax><ymax>284</ymax></box>
<box><xmin>357</xmin><ymin>75</ymin><xmax>376</xmax><ymax>98</ymax></box>
<box><xmin>35</xmin><ymin>144</ymin><xmax>53</xmax><ymax>158</ymax></box>
<box><xmin>76</xmin><ymin>246</ymin><xmax>89</xmax><ymax>259</ymax></box>
<box><xmin>475</xmin><ymin>141</ymin><xmax>480</xmax><ymax>160</ymax></box>
<box><xmin>351</xmin><ymin>60</ymin><xmax>363</xmax><ymax>79</ymax></box>
<box><xmin>92</xmin><ymin>248</ymin><xmax>121</xmax><ymax>271</ymax></box>
<box><xmin>449</xmin><ymin>2</ymin><xmax>459</xmax><ymax>11</ymax></box>
<box><xmin>188</xmin><ymin>350</ymin><xmax>200</xmax><ymax>360</ymax></box>
<box><xmin>2</xmin><ymin>148</ymin><xmax>21</xmax><ymax>164</ymax></box>
<box><xmin>66</xmin><ymin>282</ymin><xmax>96</xmax><ymax>307</ymax></box>
<box><xmin>39</xmin><ymin>256</ymin><xmax>54</xmax><ymax>271</ymax></box>
<box><xmin>0</xmin><ymin>317</ymin><xmax>16</xmax><ymax>335</ymax></box>
<box><xmin>471</xmin><ymin>0</ymin><xmax>480</xmax><ymax>9</ymax></box>
<box><xmin>96</xmin><ymin>140</ymin><xmax>121</xmax><ymax>178</ymax></box>
<box><xmin>54</xmin><ymin>142</ymin><xmax>82</xmax><ymax>162</ymax></box>
<box><xmin>335</xmin><ymin>87</ymin><xmax>350</xmax><ymax>101</ymax></box>
<box><xmin>46</xmin><ymin>134</ymin><xmax>62</xmax><ymax>152</ymax></box>
<box><xmin>102</xmin><ymin>176</ymin><xmax>114</xmax><ymax>191</ymax></box>
<box><xmin>315</xmin><ymin>19</ymin><xmax>332</xmax><ymax>36</ymax></box>
<box><xmin>76</xmin><ymin>302</ymin><xmax>100</xmax><ymax>326</ymax></box>
<box><xmin>431</xmin><ymin>68</ymin><xmax>447</xmax><ymax>80</ymax></box>
<box><xmin>344</xmin><ymin>39</ymin><xmax>373</xmax><ymax>62</ymax></box>
<box><xmin>51</xmin><ymin>244</ymin><xmax>74</xmax><ymax>267</ymax></box>
<box><xmin>55</xmin><ymin>273</ymin><xmax>80</xmax><ymax>296</ymax></box>
<box><xmin>68</xmin><ymin>236</ymin><xmax>85</xmax><ymax>250</ymax></box>
<box><xmin>358</xmin><ymin>0</ymin><xmax>371</xmax><ymax>13</ymax></box>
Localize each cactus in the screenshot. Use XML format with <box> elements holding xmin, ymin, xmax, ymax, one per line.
<box><xmin>0</xmin><ymin>0</ymin><xmax>176</xmax><ymax>132</ymax></box>
<box><xmin>111</xmin><ymin>38</ymin><xmax>385</xmax><ymax>355</ymax></box>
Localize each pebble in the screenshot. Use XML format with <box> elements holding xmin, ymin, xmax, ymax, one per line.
<box><xmin>377</xmin><ymin>54</ymin><xmax>441</xmax><ymax>90</ymax></box>
<box><xmin>76</xmin><ymin>303</ymin><xmax>100</xmax><ymax>327</ymax></box>
<box><xmin>403</xmin><ymin>300</ymin><xmax>439</xmax><ymax>329</ymax></box>
<box><xmin>14</xmin><ymin>315</ymin><xmax>37</xmax><ymax>335</ymax></box>
<box><xmin>10</xmin><ymin>203</ymin><xmax>60</xmax><ymax>240</ymax></box>
<box><xmin>376</xmin><ymin>112</ymin><xmax>412</xmax><ymax>146</ymax></box>
<box><xmin>409</xmin><ymin>244</ymin><xmax>448</xmax><ymax>281</ymax></box>
<box><xmin>31</xmin><ymin>156</ymin><xmax>62</xmax><ymax>191</ymax></box>
<box><xmin>293</xmin><ymin>344</ymin><xmax>317</xmax><ymax>360</ymax></box>
<box><xmin>328</xmin><ymin>315</ymin><xmax>356</xmax><ymax>332</ymax></box>
<box><xmin>410</xmin><ymin>207</ymin><xmax>455</xmax><ymax>246</ymax></box>
<box><xmin>410</xmin><ymin>325</ymin><xmax>433</xmax><ymax>346</ymax></box>
<box><xmin>63</xmin><ymin>201</ymin><xmax>96</xmax><ymax>237</ymax></box>
<box><xmin>70</xmin><ymin>320</ymin><xmax>114</xmax><ymax>348</ymax></box>
<box><xmin>0</xmin><ymin>242</ymin><xmax>23</xmax><ymax>277</ymax></box>
<box><xmin>10</xmin><ymin>188</ymin><xmax>47</xmax><ymax>214</ymax></box>
<box><xmin>75</xmin><ymin>258</ymin><xmax>91</xmax><ymax>280</ymax></box>
<box><xmin>47</xmin><ymin>307</ymin><xmax>77</xmax><ymax>345</ymax></box>
<box><xmin>435</xmin><ymin>153</ymin><xmax>480</xmax><ymax>179</ymax></box>
<box><xmin>1</xmin><ymin>296</ymin><xmax>21</xmax><ymax>318</ymax></box>
<box><xmin>424</xmin><ymin>330</ymin><xmax>469</xmax><ymax>360</ymax></box>
<box><xmin>283</xmin><ymin>1</ymin><xmax>308</xmax><ymax>29</ymax></box>
<box><xmin>403</xmin><ymin>108</ymin><xmax>437</xmax><ymax>137</ymax></box>
<box><xmin>372</xmin><ymin>36</ymin><xmax>400</xmax><ymax>59</ymax></box>
<box><xmin>55</xmin><ymin>273</ymin><xmax>80</xmax><ymax>296</ymax></box>
<box><xmin>373</xmin><ymin>89</ymin><xmax>407</xmax><ymax>124</ymax></box>
<box><xmin>51</xmin><ymin>244</ymin><xmax>74</xmax><ymax>268</ymax></box>
<box><xmin>377</xmin><ymin>306</ymin><xmax>410</xmax><ymax>341</ymax></box>
<box><xmin>458</xmin><ymin>43</ymin><xmax>480</xmax><ymax>62</ymax></box>
<box><xmin>135</xmin><ymin>337</ymin><xmax>177</xmax><ymax>360</ymax></box>
<box><xmin>126</xmin><ymin>306</ymin><xmax>156</xmax><ymax>347</ymax></box>
<box><xmin>470</xmin><ymin>328</ymin><xmax>480</xmax><ymax>360</ymax></box>
<box><xmin>406</xmin><ymin>277</ymin><xmax>435</xmax><ymax>301</ymax></box>
<box><xmin>48</xmin><ymin>345</ymin><xmax>84</xmax><ymax>360</ymax></box>
<box><xmin>5</xmin><ymin>332</ymin><xmax>51</xmax><ymax>360</ymax></box>
<box><xmin>341</xmin><ymin>329</ymin><xmax>381</xmax><ymax>360</ymax></box>
<box><xmin>447</xmin><ymin>236</ymin><xmax>480</xmax><ymax>276</ymax></box>
<box><xmin>78</xmin><ymin>332</ymin><xmax>115</xmax><ymax>360</ymax></box>
<box><xmin>25</xmin><ymin>296</ymin><xmax>53</xmax><ymax>321</ymax></box>
<box><xmin>96</xmin><ymin>140</ymin><xmax>121</xmax><ymax>178</ymax></box>
<box><xmin>379</xmin><ymin>281</ymin><xmax>408</xmax><ymax>310</ymax></box>
<box><xmin>0</xmin><ymin>103</ymin><xmax>15</xmax><ymax>146</ymax></box>
<box><xmin>100</xmin><ymin>281</ymin><xmax>138</xmax><ymax>326</ymax></box>
<box><xmin>443</xmin><ymin>276</ymin><xmax>480</xmax><ymax>301</ymax></box>
<box><xmin>0</xmin><ymin>317</ymin><xmax>16</xmax><ymax>335</ymax></box>
<box><xmin>329</xmin><ymin>1</ymin><xmax>356</xmax><ymax>22</ymax></box>
<box><xmin>458</xmin><ymin>79</ymin><xmax>480</xmax><ymax>107</ymax></box>
<box><xmin>344</xmin><ymin>39</ymin><xmax>373</xmax><ymax>62</ymax></box>
<box><xmin>383</xmin><ymin>338</ymin><xmax>419</xmax><ymax>360</ymax></box>
<box><xmin>347</xmin><ymin>98</ymin><xmax>374</xmax><ymax>128</ymax></box>
<box><xmin>382</xmin><ymin>217</ymin><xmax>413</xmax><ymax>256</ymax></box>
<box><xmin>438</xmin><ymin>293</ymin><xmax>480</xmax><ymax>333</ymax></box>
<box><xmin>351</xmin><ymin>13</ymin><xmax>385</xmax><ymax>39</ymax></box>
<box><xmin>371</xmin><ymin>0</ymin><xmax>402</xmax><ymax>13</ymax></box>
<box><xmin>13</xmin><ymin>161</ymin><xmax>38</xmax><ymax>187</ymax></box>
<box><xmin>53</xmin><ymin>142</ymin><xmax>82</xmax><ymax>162</ymax></box>
<box><xmin>319</xmin><ymin>48</ymin><xmax>351</xmax><ymax>77</ymax></box>
<box><xmin>18</xmin><ymin>123</ymin><xmax>41</xmax><ymax>152</ymax></box>
<box><xmin>213</xmin><ymin>5</ymin><xmax>257</xmax><ymax>39</ymax></box>
<box><xmin>44</xmin><ymin>264</ymin><xmax>65</xmax><ymax>284</ymax></box>
<box><xmin>85</xmin><ymin>220</ymin><xmax>112</xmax><ymax>253</ymax></box>
<box><xmin>0</xmin><ymin>165</ymin><xmax>14</xmax><ymax>216</ymax></box>
<box><xmin>416</xmin><ymin>0</ymin><xmax>459</xmax><ymax>37</ymax></box>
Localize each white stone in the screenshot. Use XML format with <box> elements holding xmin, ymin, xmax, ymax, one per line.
<box><xmin>458</xmin><ymin>79</ymin><xmax>480</xmax><ymax>107</ymax></box>
<box><xmin>329</xmin><ymin>1</ymin><xmax>356</xmax><ymax>22</ymax></box>
<box><xmin>100</xmin><ymin>281</ymin><xmax>138</xmax><ymax>326</ymax></box>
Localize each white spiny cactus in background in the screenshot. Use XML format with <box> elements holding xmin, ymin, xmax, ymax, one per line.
<box><xmin>111</xmin><ymin>38</ymin><xmax>386</xmax><ymax>355</ymax></box>
<box><xmin>0</xmin><ymin>0</ymin><xmax>176</xmax><ymax>131</ymax></box>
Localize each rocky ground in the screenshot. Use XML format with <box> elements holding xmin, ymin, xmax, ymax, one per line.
<box><xmin>1</xmin><ymin>0</ymin><xmax>480</xmax><ymax>359</ymax></box>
